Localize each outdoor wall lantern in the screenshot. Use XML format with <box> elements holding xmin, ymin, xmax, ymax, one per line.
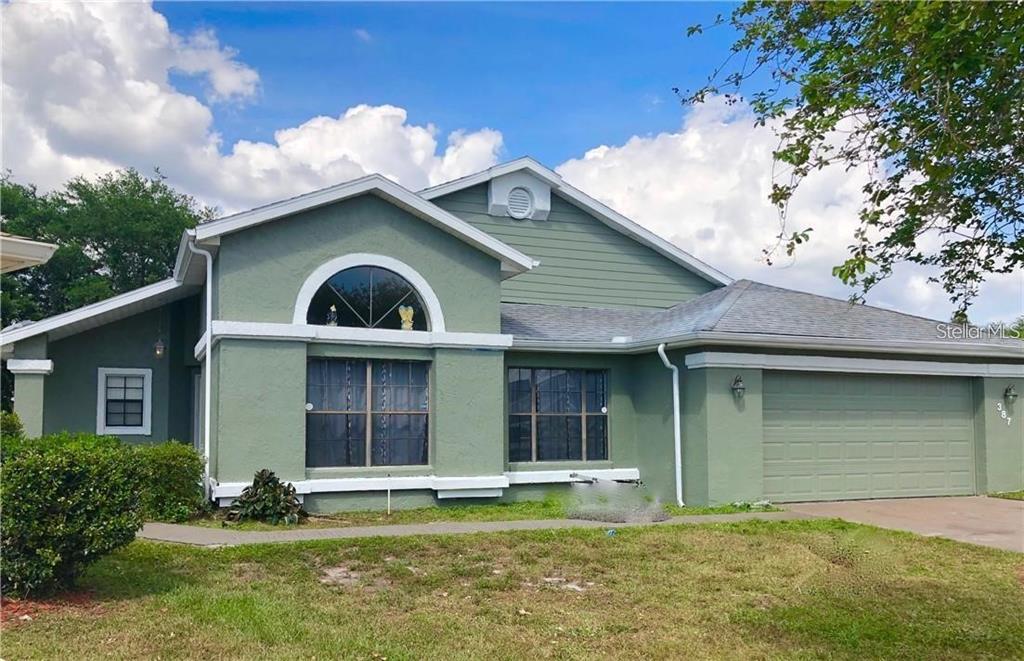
<box><xmin>731</xmin><ymin>375</ymin><xmax>746</xmax><ymax>400</ymax></box>
<box><xmin>153</xmin><ymin>338</ymin><xmax>166</xmax><ymax>359</ymax></box>
<box><xmin>1005</xmin><ymin>384</ymin><xmax>1018</xmax><ymax>404</ymax></box>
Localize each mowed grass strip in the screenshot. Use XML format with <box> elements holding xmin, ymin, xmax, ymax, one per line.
<box><xmin>3</xmin><ymin>520</ymin><xmax>1022</xmax><ymax>660</ymax></box>
<box><xmin>187</xmin><ymin>498</ymin><xmax>761</xmax><ymax>531</ymax></box>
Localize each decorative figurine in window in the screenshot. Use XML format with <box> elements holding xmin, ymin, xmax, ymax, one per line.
<box><xmin>398</xmin><ymin>305</ymin><xmax>415</xmax><ymax>330</ymax></box>
<box><xmin>326</xmin><ymin>304</ymin><xmax>338</xmax><ymax>326</ymax></box>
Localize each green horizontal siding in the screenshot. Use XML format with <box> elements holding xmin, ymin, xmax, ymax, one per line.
<box><xmin>434</xmin><ymin>184</ymin><xmax>719</xmax><ymax>309</ymax></box>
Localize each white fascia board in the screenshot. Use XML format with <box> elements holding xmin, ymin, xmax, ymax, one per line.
<box><xmin>210</xmin><ymin>320</ymin><xmax>514</xmax><ymax>350</ymax></box>
<box><xmin>6</xmin><ymin>359</ymin><xmax>54</xmax><ymax>375</ymax></box>
<box><xmin>0</xmin><ymin>234</ymin><xmax>57</xmax><ymax>272</ymax></box>
<box><xmin>192</xmin><ymin>174</ymin><xmax>535</xmax><ymax>276</ymax></box>
<box><xmin>211</xmin><ymin>474</ymin><xmax>510</xmax><ymax>499</ymax></box>
<box><xmin>420</xmin><ymin>158</ymin><xmax>731</xmax><ymax>287</ymax></box>
<box><xmin>419</xmin><ymin>157</ymin><xmax>564</xmax><ymax>199</ymax></box>
<box><xmin>505</xmin><ymin>468</ymin><xmax>641</xmax><ymax>485</ymax></box>
<box><xmin>0</xmin><ymin>278</ymin><xmax>185</xmax><ymax>348</ymax></box>
<box><xmin>684</xmin><ymin>351</ymin><xmax>1024</xmax><ymax>378</ymax></box>
<box><xmin>510</xmin><ymin>331</ymin><xmax>1024</xmax><ymax>360</ymax></box>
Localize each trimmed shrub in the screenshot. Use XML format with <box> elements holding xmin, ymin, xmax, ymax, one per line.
<box><xmin>135</xmin><ymin>442</ymin><xmax>206</xmax><ymax>522</ymax></box>
<box><xmin>227</xmin><ymin>469</ymin><xmax>307</xmax><ymax>525</ymax></box>
<box><xmin>0</xmin><ymin>440</ymin><xmax>145</xmax><ymax>595</ymax></box>
<box><xmin>1</xmin><ymin>410</ymin><xmax>24</xmax><ymax>441</ymax></box>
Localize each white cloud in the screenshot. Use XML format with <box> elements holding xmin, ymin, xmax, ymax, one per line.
<box><xmin>4</xmin><ymin>1</ymin><xmax>1018</xmax><ymax>323</ymax></box>
<box><xmin>1</xmin><ymin>0</ymin><xmax>502</xmax><ymax>213</ymax></box>
<box><xmin>556</xmin><ymin>98</ymin><xmax>1023</xmax><ymax>324</ymax></box>
<box><xmin>353</xmin><ymin>28</ymin><xmax>373</xmax><ymax>43</ymax></box>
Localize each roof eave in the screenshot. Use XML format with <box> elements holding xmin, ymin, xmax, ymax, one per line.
<box><xmin>510</xmin><ymin>331</ymin><xmax>1024</xmax><ymax>360</ymax></box>
<box><xmin>192</xmin><ymin>174</ymin><xmax>534</xmax><ymax>276</ymax></box>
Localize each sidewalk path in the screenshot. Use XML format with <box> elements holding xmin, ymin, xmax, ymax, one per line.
<box><xmin>140</xmin><ymin>511</ymin><xmax>810</xmax><ymax>547</ymax></box>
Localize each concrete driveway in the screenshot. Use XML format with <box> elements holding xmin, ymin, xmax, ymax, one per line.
<box><xmin>786</xmin><ymin>496</ymin><xmax>1023</xmax><ymax>552</ymax></box>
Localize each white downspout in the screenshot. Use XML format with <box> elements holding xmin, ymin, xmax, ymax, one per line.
<box><xmin>188</xmin><ymin>240</ymin><xmax>214</xmax><ymax>501</ymax></box>
<box><xmin>657</xmin><ymin>343</ymin><xmax>684</xmax><ymax>507</ymax></box>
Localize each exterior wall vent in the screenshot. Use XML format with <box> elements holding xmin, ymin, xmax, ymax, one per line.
<box><xmin>506</xmin><ymin>187</ymin><xmax>534</xmax><ymax>219</ymax></box>
<box><xmin>487</xmin><ymin>172</ymin><xmax>551</xmax><ymax>220</ymax></box>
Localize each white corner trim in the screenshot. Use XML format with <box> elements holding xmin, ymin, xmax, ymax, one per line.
<box><xmin>419</xmin><ymin>157</ymin><xmax>732</xmax><ymax>287</ymax></box>
<box><xmin>6</xmin><ymin>359</ymin><xmax>54</xmax><ymax>375</ymax></box>
<box><xmin>505</xmin><ymin>468</ymin><xmax>641</xmax><ymax>485</ymax></box>
<box><xmin>192</xmin><ymin>174</ymin><xmax>535</xmax><ymax>275</ymax></box>
<box><xmin>211</xmin><ymin>474</ymin><xmax>511</xmax><ymax>499</ymax></box>
<box><xmin>292</xmin><ymin>253</ymin><xmax>448</xmax><ymax>331</ymax></box>
<box><xmin>96</xmin><ymin>367</ymin><xmax>153</xmax><ymax>436</ymax></box>
<box><xmin>684</xmin><ymin>351</ymin><xmax>1024</xmax><ymax>378</ymax></box>
<box><xmin>211</xmin><ymin>320</ymin><xmax>513</xmax><ymax>350</ymax></box>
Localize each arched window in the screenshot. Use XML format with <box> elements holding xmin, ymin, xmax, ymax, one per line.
<box><xmin>306</xmin><ymin>266</ymin><xmax>429</xmax><ymax>331</ymax></box>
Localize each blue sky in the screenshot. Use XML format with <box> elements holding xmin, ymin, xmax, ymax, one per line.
<box><xmin>157</xmin><ymin>2</ymin><xmax>744</xmax><ymax>164</ymax></box>
<box><xmin>8</xmin><ymin>1</ymin><xmax>1017</xmax><ymax>321</ymax></box>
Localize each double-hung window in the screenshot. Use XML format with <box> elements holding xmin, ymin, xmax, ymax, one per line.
<box><xmin>306</xmin><ymin>359</ymin><xmax>429</xmax><ymax>467</ymax></box>
<box><xmin>96</xmin><ymin>367</ymin><xmax>152</xmax><ymax>435</ymax></box>
<box><xmin>508</xmin><ymin>368</ymin><xmax>608</xmax><ymax>462</ymax></box>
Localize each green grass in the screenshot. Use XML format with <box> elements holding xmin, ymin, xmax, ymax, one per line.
<box><xmin>991</xmin><ymin>490</ymin><xmax>1024</xmax><ymax>501</ymax></box>
<box><xmin>665</xmin><ymin>502</ymin><xmax>780</xmax><ymax>516</ymax></box>
<box><xmin>5</xmin><ymin>520</ymin><xmax>1022</xmax><ymax>659</ymax></box>
<box><xmin>188</xmin><ymin>499</ymin><xmax>769</xmax><ymax>531</ymax></box>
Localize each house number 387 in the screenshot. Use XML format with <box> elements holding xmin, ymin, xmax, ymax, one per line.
<box><xmin>995</xmin><ymin>402</ymin><xmax>1012</xmax><ymax>426</ymax></box>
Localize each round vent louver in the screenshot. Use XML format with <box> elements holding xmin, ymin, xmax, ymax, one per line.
<box><xmin>506</xmin><ymin>186</ymin><xmax>534</xmax><ymax>219</ymax></box>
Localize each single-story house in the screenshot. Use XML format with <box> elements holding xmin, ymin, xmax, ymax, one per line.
<box><xmin>2</xmin><ymin>158</ymin><xmax>1021</xmax><ymax>511</ymax></box>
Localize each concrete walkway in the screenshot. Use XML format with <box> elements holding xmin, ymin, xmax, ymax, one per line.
<box><xmin>140</xmin><ymin>510</ymin><xmax>809</xmax><ymax>547</ymax></box>
<box><xmin>787</xmin><ymin>496</ymin><xmax>1024</xmax><ymax>553</ymax></box>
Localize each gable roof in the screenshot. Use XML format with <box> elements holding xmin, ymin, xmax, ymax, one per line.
<box><xmin>501</xmin><ymin>280</ymin><xmax>1024</xmax><ymax>359</ymax></box>
<box><xmin>194</xmin><ymin>173</ymin><xmax>536</xmax><ymax>278</ymax></box>
<box><xmin>419</xmin><ymin>157</ymin><xmax>732</xmax><ymax>287</ymax></box>
<box><xmin>1</xmin><ymin>278</ymin><xmax>198</xmax><ymax>347</ymax></box>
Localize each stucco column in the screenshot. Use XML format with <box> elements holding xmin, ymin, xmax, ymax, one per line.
<box><xmin>8</xmin><ymin>360</ymin><xmax>54</xmax><ymax>438</ymax></box>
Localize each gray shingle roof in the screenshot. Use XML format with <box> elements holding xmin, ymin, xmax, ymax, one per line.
<box><xmin>501</xmin><ymin>280</ymin><xmax>1024</xmax><ymax>353</ymax></box>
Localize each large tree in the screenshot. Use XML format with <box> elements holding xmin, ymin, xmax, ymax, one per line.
<box><xmin>683</xmin><ymin>1</ymin><xmax>1024</xmax><ymax>313</ymax></box>
<box><xmin>1</xmin><ymin>169</ymin><xmax>214</xmax><ymax>328</ymax></box>
<box><xmin>1</xmin><ymin>169</ymin><xmax>213</xmax><ymax>410</ymax></box>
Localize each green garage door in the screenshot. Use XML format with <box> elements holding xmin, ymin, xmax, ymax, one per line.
<box><xmin>763</xmin><ymin>371</ymin><xmax>975</xmax><ymax>502</ymax></box>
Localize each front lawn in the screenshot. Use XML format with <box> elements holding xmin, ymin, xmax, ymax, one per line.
<box><xmin>4</xmin><ymin>520</ymin><xmax>1022</xmax><ymax>659</ymax></box>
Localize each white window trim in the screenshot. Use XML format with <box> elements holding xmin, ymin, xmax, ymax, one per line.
<box><xmin>684</xmin><ymin>351</ymin><xmax>1024</xmax><ymax>377</ymax></box>
<box><xmin>292</xmin><ymin>253</ymin><xmax>448</xmax><ymax>331</ymax></box>
<box><xmin>96</xmin><ymin>367</ymin><xmax>153</xmax><ymax>436</ymax></box>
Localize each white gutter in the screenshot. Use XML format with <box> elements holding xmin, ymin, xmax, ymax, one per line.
<box><xmin>510</xmin><ymin>331</ymin><xmax>1024</xmax><ymax>360</ymax></box>
<box><xmin>656</xmin><ymin>343</ymin><xmax>684</xmax><ymax>507</ymax></box>
<box><xmin>188</xmin><ymin>240</ymin><xmax>215</xmax><ymax>500</ymax></box>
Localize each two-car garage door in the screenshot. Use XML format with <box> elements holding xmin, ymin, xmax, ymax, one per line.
<box><xmin>763</xmin><ymin>371</ymin><xmax>975</xmax><ymax>502</ymax></box>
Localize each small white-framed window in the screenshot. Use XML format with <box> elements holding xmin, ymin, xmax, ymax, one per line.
<box><xmin>96</xmin><ymin>367</ymin><xmax>153</xmax><ymax>435</ymax></box>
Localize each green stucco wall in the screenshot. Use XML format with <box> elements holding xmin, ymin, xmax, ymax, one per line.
<box><xmin>432</xmin><ymin>184</ymin><xmax>718</xmax><ymax>309</ymax></box>
<box><xmin>213</xmin><ymin>194</ymin><xmax>503</xmax><ymax>332</ymax></box>
<box><xmin>36</xmin><ymin>299</ymin><xmax>199</xmax><ymax>443</ymax></box>
<box><xmin>210</xmin><ymin>338</ymin><xmax>509</xmax><ymax>487</ymax></box>
<box><xmin>974</xmin><ymin>377</ymin><xmax>1024</xmax><ymax>493</ymax></box>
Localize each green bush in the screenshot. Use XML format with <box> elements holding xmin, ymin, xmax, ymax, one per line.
<box><xmin>135</xmin><ymin>442</ymin><xmax>206</xmax><ymax>522</ymax></box>
<box><xmin>227</xmin><ymin>469</ymin><xmax>307</xmax><ymax>525</ymax></box>
<box><xmin>0</xmin><ymin>441</ymin><xmax>145</xmax><ymax>595</ymax></box>
<box><xmin>1</xmin><ymin>410</ymin><xmax>24</xmax><ymax>441</ymax></box>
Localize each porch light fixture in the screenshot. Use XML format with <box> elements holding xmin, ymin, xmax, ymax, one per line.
<box><xmin>153</xmin><ymin>339</ymin><xmax>166</xmax><ymax>359</ymax></box>
<box><xmin>1005</xmin><ymin>384</ymin><xmax>1018</xmax><ymax>404</ymax></box>
<box><xmin>731</xmin><ymin>375</ymin><xmax>746</xmax><ymax>400</ymax></box>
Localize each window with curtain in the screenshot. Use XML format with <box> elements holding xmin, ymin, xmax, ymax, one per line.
<box><xmin>306</xmin><ymin>266</ymin><xmax>428</xmax><ymax>330</ymax></box>
<box><xmin>306</xmin><ymin>359</ymin><xmax>429</xmax><ymax>467</ymax></box>
<box><xmin>507</xmin><ymin>368</ymin><xmax>608</xmax><ymax>463</ymax></box>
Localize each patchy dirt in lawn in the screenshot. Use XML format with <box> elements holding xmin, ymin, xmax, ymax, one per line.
<box><xmin>1</xmin><ymin>591</ymin><xmax>101</xmax><ymax>627</ymax></box>
<box><xmin>319</xmin><ymin>565</ymin><xmax>391</xmax><ymax>592</ymax></box>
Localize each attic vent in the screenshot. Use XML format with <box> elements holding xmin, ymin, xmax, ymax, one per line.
<box><xmin>506</xmin><ymin>187</ymin><xmax>534</xmax><ymax>219</ymax></box>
